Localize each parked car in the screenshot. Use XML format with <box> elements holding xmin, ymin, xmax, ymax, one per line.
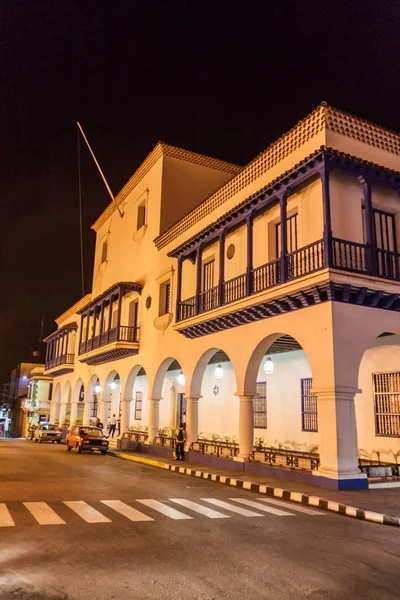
<box><xmin>34</xmin><ymin>423</ymin><xmax>62</xmax><ymax>444</ymax></box>
<box><xmin>66</xmin><ymin>426</ymin><xmax>108</xmax><ymax>454</ymax></box>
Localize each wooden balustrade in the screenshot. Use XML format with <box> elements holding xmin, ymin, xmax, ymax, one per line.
<box><xmin>223</xmin><ymin>273</ymin><xmax>247</xmax><ymax>304</ymax></box>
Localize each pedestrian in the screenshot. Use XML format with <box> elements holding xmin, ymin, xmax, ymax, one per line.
<box><xmin>109</xmin><ymin>414</ymin><xmax>117</xmax><ymax>438</ymax></box>
<box><xmin>117</xmin><ymin>416</ymin><xmax>121</xmax><ymax>436</ymax></box>
<box><xmin>175</xmin><ymin>424</ymin><xmax>186</xmax><ymax>461</ymax></box>
<box><xmin>96</xmin><ymin>417</ymin><xmax>103</xmax><ymax>429</ymax></box>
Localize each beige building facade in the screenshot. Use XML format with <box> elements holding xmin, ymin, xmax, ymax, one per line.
<box><xmin>45</xmin><ymin>103</ymin><xmax>400</xmax><ymax>490</ymax></box>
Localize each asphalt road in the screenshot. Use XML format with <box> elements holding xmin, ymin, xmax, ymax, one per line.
<box><xmin>1</xmin><ymin>440</ymin><xmax>400</xmax><ymax>600</ymax></box>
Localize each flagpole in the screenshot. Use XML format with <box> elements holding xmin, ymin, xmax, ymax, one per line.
<box><xmin>77</xmin><ymin>122</ymin><xmax>123</xmax><ymax>218</ymax></box>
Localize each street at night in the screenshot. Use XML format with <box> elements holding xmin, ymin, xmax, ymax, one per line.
<box><xmin>1</xmin><ymin>439</ymin><xmax>400</xmax><ymax>600</ymax></box>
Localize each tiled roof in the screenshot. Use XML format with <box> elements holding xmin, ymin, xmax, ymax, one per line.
<box><xmin>155</xmin><ymin>103</ymin><xmax>400</xmax><ymax>251</ymax></box>
<box><xmin>91</xmin><ymin>142</ymin><xmax>242</xmax><ymax>232</ymax></box>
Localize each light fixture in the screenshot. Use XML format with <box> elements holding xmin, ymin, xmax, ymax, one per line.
<box><xmin>110</xmin><ymin>381</ymin><xmax>116</xmax><ymax>390</ymax></box>
<box><xmin>95</xmin><ymin>384</ymin><xmax>101</xmax><ymax>394</ymax></box>
<box><xmin>215</xmin><ymin>364</ymin><xmax>223</xmax><ymax>380</ymax></box>
<box><xmin>263</xmin><ymin>357</ymin><xmax>274</xmax><ymax>375</ymax></box>
<box><xmin>177</xmin><ymin>373</ymin><xmax>185</xmax><ymax>386</ymax></box>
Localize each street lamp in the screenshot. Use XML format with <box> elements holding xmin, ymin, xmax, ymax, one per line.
<box><xmin>177</xmin><ymin>373</ymin><xmax>185</xmax><ymax>386</ymax></box>
<box><xmin>95</xmin><ymin>384</ymin><xmax>101</xmax><ymax>394</ymax></box>
<box><xmin>215</xmin><ymin>364</ymin><xmax>223</xmax><ymax>380</ymax></box>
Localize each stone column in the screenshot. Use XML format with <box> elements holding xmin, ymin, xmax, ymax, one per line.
<box><xmin>59</xmin><ymin>402</ymin><xmax>67</xmax><ymax>427</ymax></box>
<box><xmin>82</xmin><ymin>401</ymin><xmax>91</xmax><ymax>426</ymax></box>
<box><xmin>69</xmin><ymin>401</ymin><xmax>79</xmax><ymax>426</ymax></box>
<box><xmin>313</xmin><ymin>386</ymin><xmax>367</xmax><ymax>489</ymax></box>
<box><xmin>148</xmin><ymin>398</ymin><xmax>160</xmax><ymax>443</ymax></box>
<box><xmin>99</xmin><ymin>400</ymin><xmax>111</xmax><ymax>428</ymax></box>
<box><xmin>185</xmin><ymin>397</ymin><xmax>199</xmax><ymax>448</ymax></box>
<box><xmin>120</xmin><ymin>398</ymin><xmax>131</xmax><ymax>437</ymax></box>
<box><xmin>236</xmin><ymin>395</ymin><xmax>254</xmax><ymax>461</ymax></box>
<box><xmin>49</xmin><ymin>401</ymin><xmax>58</xmax><ymax>423</ymax></box>
<box><xmin>169</xmin><ymin>384</ymin><xmax>178</xmax><ymax>432</ymax></box>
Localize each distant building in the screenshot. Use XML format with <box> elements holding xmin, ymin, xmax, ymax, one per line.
<box><xmin>0</xmin><ymin>383</ymin><xmax>12</xmax><ymax>436</ymax></box>
<box><xmin>9</xmin><ymin>363</ymin><xmax>52</xmax><ymax>437</ymax></box>
<box><xmin>44</xmin><ymin>103</ymin><xmax>400</xmax><ymax>490</ymax></box>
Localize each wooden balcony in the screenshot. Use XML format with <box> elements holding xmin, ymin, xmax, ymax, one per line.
<box><xmin>176</xmin><ymin>238</ymin><xmax>400</xmax><ymax>337</ymax></box>
<box><xmin>44</xmin><ymin>354</ymin><xmax>75</xmax><ymax>376</ymax></box>
<box><xmin>78</xmin><ymin>325</ymin><xmax>139</xmax><ymax>366</ymax></box>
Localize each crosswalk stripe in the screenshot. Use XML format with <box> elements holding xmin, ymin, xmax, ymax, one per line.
<box><xmin>229</xmin><ymin>498</ymin><xmax>296</xmax><ymax>517</ymax></box>
<box><xmin>0</xmin><ymin>504</ymin><xmax>15</xmax><ymax>527</ymax></box>
<box><xmin>136</xmin><ymin>499</ymin><xmax>193</xmax><ymax>520</ymax></box>
<box><xmin>201</xmin><ymin>498</ymin><xmax>264</xmax><ymax>517</ymax></box>
<box><xmin>257</xmin><ymin>497</ymin><xmax>325</xmax><ymax>515</ymax></box>
<box><xmin>23</xmin><ymin>502</ymin><xmax>65</xmax><ymax>525</ymax></box>
<box><xmin>64</xmin><ymin>501</ymin><xmax>111</xmax><ymax>523</ymax></box>
<box><xmin>170</xmin><ymin>499</ymin><xmax>229</xmax><ymax>519</ymax></box>
<box><xmin>100</xmin><ymin>500</ymin><xmax>153</xmax><ymax>522</ymax></box>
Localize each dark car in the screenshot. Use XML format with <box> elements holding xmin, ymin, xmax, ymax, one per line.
<box><xmin>66</xmin><ymin>426</ymin><xmax>109</xmax><ymax>454</ymax></box>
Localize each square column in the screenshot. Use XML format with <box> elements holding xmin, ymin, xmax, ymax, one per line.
<box><xmin>148</xmin><ymin>398</ymin><xmax>160</xmax><ymax>443</ymax></box>
<box><xmin>312</xmin><ymin>386</ymin><xmax>367</xmax><ymax>490</ymax></box>
<box><xmin>320</xmin><ymin>160</ymin><xmax>333</xmax><ymax>267</ymax></box>
<box><xmin>278</xmin><ymin>190</ymin><xmax>288</xmax><ymax>283</ymax></box>
<box><xmin>235</xmin><ymin>395</ymin><xmax>254</xmax><ymax>461</ymax></box>
<box><xmin>120</xmin><ymin>398</ymin><xmax>132</xmax><ymax>436</ymax></box>
<box><xmin>185</xmin><ymin>397</ymin><xmax>199</xmax><ymax>448</ymax></box>
<box><xmin>195</xmin><ymin>245</ymin><xmax>203</xmax><ymax>315</ymax></box>
<box><xmin>245</xmin><ymin>214</ymin><xmax>254</xmax><ymax>296</ymax></box>
<box><xmin>175</xmin><ymin>256</ymin><xmax>183</xmax><ymax>320</ymax></box>
<box><xmin>69</xmin><ymin>401</ymin><xmax>79</xmax><ymax>426</ymax></box>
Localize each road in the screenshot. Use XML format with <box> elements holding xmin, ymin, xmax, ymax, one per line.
<box><xmin>0</xmin><ymin>439</ymin><xmax>399</xmax><ymax>600</ymax></box>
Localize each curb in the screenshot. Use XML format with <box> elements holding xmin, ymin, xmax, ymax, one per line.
<box><xmin>111</xmin><ymin>451</ymin><xmax>400</xmax><ymax>527</ymax></box>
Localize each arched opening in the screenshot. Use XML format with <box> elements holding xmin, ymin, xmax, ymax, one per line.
<box><xmin>52</xmin><ymin>383</ymin><xmax>61</xmax><ymax>424</ymax></box>
<box><xmin>86</xmin><ymin>375</ymin><xmax>101</xmax><ymax>425</ymax></box>
<box><xmin>61</xmin><ymin>381</ymin><xmax>72</xmax><ymax>428</ymax></box>
<box><xmin>356</xmin><ymin>331</ymin><xmax>400</xmax><ymax>467</ymax></box>
<box><xmin>151</xmin><ymin>358</ymin><xmax>185</xmax><ymax>437</ymax></box>
<box><xmin>104</xmin><ymin>371</ymin><xmax>121</xmax><ymax>432</ymax></box>
<box><xmin>191</xmin><ymin>348</ymin><xmax>237</xmax><ymax>443</ymax></box>
<box><xmin>124</xmin><ymin>365</ymin><xmax>148</xmax><ymax>434</ymax></box>
<box><xmin>244</xmin><ymin>334</ymin><xmax>316</xmax><ymax>457</ymax></box>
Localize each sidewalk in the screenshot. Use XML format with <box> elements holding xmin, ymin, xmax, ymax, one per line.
<box><xmin>109</xmin><ymin>448</ymin><xmax>400</xmax><ymax>526</ymax></box>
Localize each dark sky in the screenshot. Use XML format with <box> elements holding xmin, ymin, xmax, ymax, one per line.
<box><xmin>1</xmin><ymin>0</ymin><xmax>399</xmax><ymax>381</ymax></box>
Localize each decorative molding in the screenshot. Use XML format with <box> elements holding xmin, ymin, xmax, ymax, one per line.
<box><xmin>153</xmin><ymin>313</ymin><xmax>173</xmax><ymax>333</ymax></box>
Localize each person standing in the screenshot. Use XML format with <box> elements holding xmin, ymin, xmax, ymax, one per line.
<box><xmin>109</xmin><ymin>414</ymin><xmax>117</xmax><ymax>438</ymax></box>
<box><xmin>175</xmin><ymin>424</ymin><xmax>186</xmax><ymax>461</ymax></box>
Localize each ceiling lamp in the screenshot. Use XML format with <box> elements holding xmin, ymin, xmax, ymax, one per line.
<box><xmin>95</xmin><ymin>384</ymin><xmax>101</xmax><ymax>394</ymax></box>
<box><xmin>263</xmin><ymin>357</ymin><xmax>274</xmax><ymax>375</ymax></box>
<box><xmin>215</xmin><ymin>364</ymin><xmax>223</xmax><ymax>380</ymax></box>
<box><xmin>177</xmin><ymin>373</ymin><xmax>185</xmax><ymax>386</ymax></box>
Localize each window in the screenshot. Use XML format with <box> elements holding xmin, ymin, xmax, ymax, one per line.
<box><xmin>48</xmin><ymin>383</ymin><xmax>53</xmax><ymax>402</ymax></box>
<box><xmin>276</xmin><ymin>213</ymin><xmax>298</xmax><ymax>257</ymax></box>
<box><xmin>373</xmin><ymin>372</ymin><xmax>400</xmax><ymax>436</ymax></box>
<box><xmin>134</xmin><ymin>391</ymin><xmax>143</xmax><ymax>420</ymax></box>
<box><xmin>159</xmin><ymin>281</ymin><xmax>171</xmax><ymax>316</ymax></box>
<box><xmin>128</xmin><ymin>300</ymin><xmax>138</xmax><ymax>336</ymax></box>
<box><xmin>137</xmin><ymin>203</ymin><xmax>146</xmax><ymax>230</ymax></box>
<box><xmin>101</xmin><ymin>240</ymin><xmax>108</xmax><ymax>264</ymax></box>
<box><xmin>254</xmin><ymin>382</ymin><xmax>267</xmax><ymax>429</ymax></box>
<box><xmin>202</xmin><ymin>259</ymin><xmax>215</xmax><ymax>292</ymax></box>
<box><xmin>178</xmin><ymin>393</ymin><xmax>187</xmax><ymax>425</ymax></box>
<box><xmin>301</xmin><ymin>378</ymin><xmax>318</xmax><ymax>432</ymax></box>
<box><xmin>91</xmin><ymin>394</ymin><xmax>98</xmax><ymax>418</ymax></box>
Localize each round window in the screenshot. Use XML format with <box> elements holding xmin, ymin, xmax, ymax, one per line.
<box><xmin>226</xmin><ymin>244</ymin><xmax>235</xmax><ymax>260</ymax></box>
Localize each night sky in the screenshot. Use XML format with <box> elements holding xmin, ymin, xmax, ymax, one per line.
<box><xmin>1</xmin><ymin>0</ymin><xmax>399</xmax><ymax>382</ymax></box>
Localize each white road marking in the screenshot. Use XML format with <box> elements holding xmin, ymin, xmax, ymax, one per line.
<box><xmin>23</xmin><ymin>502</ymin><xmax>66</xmax><ymax>525</ymax></box>
<box><xmin>136</xmin><ymin>499</ymin><xmax>193</xmax><ymax>520</ymax></box>
<box><xmin>201</xmin><ymin>498</ymin><xmax>264</xmax><ymax>517</ymax></box>
<box><xmin>258</xmin><ymin>497</ymin><xmax>325</xmax><ymax>515</ymax></box>
<box><xmin>100</xmin><ymin>500</ymin><xmax>153</xmax><ymax>522</ymax></box>
<box><xmin>0</xmin><ymin>504</ymin><xmax>15</xmax><ymax>527</ymax></box>
<box><xmin>229</xmin><ymin>497</ymin><xmax>295</xmax><ymax>517</ymax></box>
<box><xmin>170</xmin><ymin>498</ymin><xmax>229</xmax><ymax>519</ymax></box>
<box><xmin>64</xmin><ymin>501</ymin><xmax>111</xmax><ymax>523</ymax></box>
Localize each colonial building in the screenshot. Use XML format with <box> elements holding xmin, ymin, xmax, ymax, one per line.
<box><xmin>9</xmin><ymin>363</ymin><xmax>52</xmax><ymax>436</ymax></box>
<box><xmin>45</xmin><ymin>103</ymin><xmax>400</xmax><ymax>490</ymax></box>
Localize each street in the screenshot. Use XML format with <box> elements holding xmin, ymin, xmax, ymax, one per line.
<box><xmin>0</xmin><ymin>440</ymin><xmax>399</xmax><ymax>600</ymax></box>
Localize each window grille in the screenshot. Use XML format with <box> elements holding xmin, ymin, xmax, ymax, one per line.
<box><xmin>254</xmin><ymin>382</ymin><xmax>267</xmax><ymax>429</ymax></box>
<box><xmin>91</xmin><ymin>394</ymin><xmax>98</xmax><ymax>418</ymax></box>
<box><xmin>134</xmin><ymin>391</ymin><xmax>143</xmax><ymax>420</ymax></box>
<box><xmin>373</xmin><ymin>372</ymin><xmax>400</xmax><ymax>437</ymax></box>
<box><xmin>301</xmin><ymin>378</ymin><xmax>318</xmax><ymax>432</ymax></box>
<box><xmin>178</xmin><ymin>393</ymin><xmax>187</xmax><ymax>425</ymax></box>
<box><xmin>202</xmin><ymin>260</ymin><xmax>215</xmax><ymax>292</ymax></box>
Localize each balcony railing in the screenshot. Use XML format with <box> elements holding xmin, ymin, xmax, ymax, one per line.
<box><xmin>177</xmin><ymin>238</ymin><xmax>400</xmax><ymax>322</ymax></box>
<box><xmin>45</xmin><ymin>353</ymin><xmax>75</xmax><ymax>370</ymax></box>
<box><xmin>79</xmin><ymin>325</ymin><xmax>139</xmax><ymax>355</ymax></box>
